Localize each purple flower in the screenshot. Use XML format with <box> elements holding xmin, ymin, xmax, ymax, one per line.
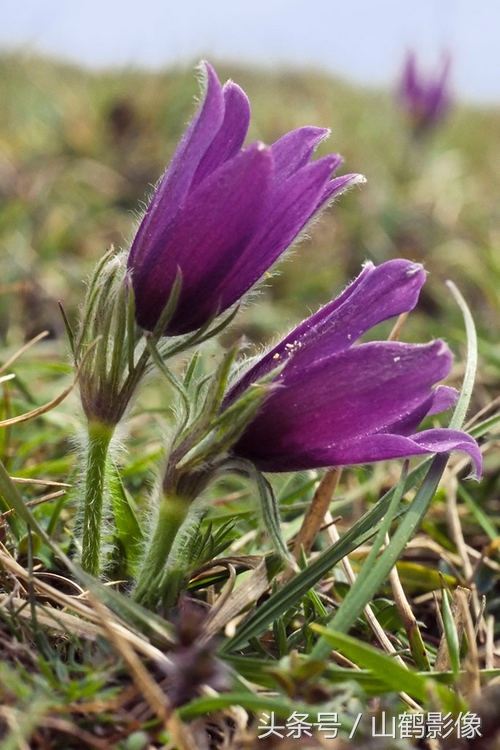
<box><xmin>223</xmin><ymin>260</ymin><xmax>481</xmax><ymax>476</ymax></box>
<box><xmin>397</xmin><ymin>51</ymin><xmax>452</xmax><ymax>134</ymax></box>
<box><xmin>127</xmin><ymin>62</ymin><xmax>361</xmax><ymax>335</ymax></box>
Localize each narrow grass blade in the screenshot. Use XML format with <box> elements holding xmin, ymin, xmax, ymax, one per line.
<box><xmin>310</xmin><ymin>627</ymin><xmax>449</xmax><ymax>705</ymax></box>
<box><xmin>311</xmin><ymin>454</ymin><xmax>448</xmax><ymax>659</ymax></box>
<box><xmin>220</xmin><ymin>461</ymin><xmax>432</xmax><ymax>654</ymax></box>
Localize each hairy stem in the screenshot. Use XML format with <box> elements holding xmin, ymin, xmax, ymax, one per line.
<box><xmin>80</xmin><ymin>420</ymin><xmax>114</xmax><ymax>576</ymax></box>
<box><xmin>133</xmin><ymin>492</ymin><xmax>192</xmax><ymax>608</ymax></box>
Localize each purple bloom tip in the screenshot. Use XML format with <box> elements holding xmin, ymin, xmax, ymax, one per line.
<box><xmin>397</xmin><ymin>50</ymin><xmax>452</xmax><ymax>134</ymax></box>
<box><xmin>127</xmin><ymin>62</ymin><xmax>361</xmax><ymax>335</ymax></box>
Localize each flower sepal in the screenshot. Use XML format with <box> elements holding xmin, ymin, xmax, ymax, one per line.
<box><xmin>133</xmin><ymin>348</ymin><xmax>291</xmax><ymax>609</ymax></box>
<box><xmin>162</xmin><ymin>343</ymin><xmax>283</xmax><ymax>493</ymax></box>
<box><xmin>71</xmin><ymin>248</ymin><xmax>147</xmax><ymax>427</ymax></box>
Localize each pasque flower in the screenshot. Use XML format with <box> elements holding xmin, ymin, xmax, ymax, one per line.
<box><xmin>223</xmin><ymin>260</ymin><xmax>481</xmax><ymax>476</ymax></box>
<box><xmin>397</xmin><ymin>51</ymin><xmax>452</xmax><ymax>134</ymax></box>
<box><xmin>128</xmin><ymin>62</ymin><xmax>361</xmax><ymax>335</ymax></box>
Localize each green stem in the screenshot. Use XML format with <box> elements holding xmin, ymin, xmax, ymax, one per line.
<box><xmin>133</xmin><ymin>492</ymin><xmax>191</xmax><ymax>608</ymax></box>
<box><xmin>80</xmin><ymin>419</ymin><xmax>114</xmax><ymax>576</ymax></box>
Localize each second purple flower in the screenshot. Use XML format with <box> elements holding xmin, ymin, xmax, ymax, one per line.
<box><xmin>397</xmin><ymin>51</ymin><xmax>452</xmax><ymax>134</ymax></box>
<box><xmin>223</xmin><ymin>260</ymin><xmax>482</xmax><ymax>477</ymax></box>
<box><xmin>127</xmin><ymin>62</ymin><xmax>362</xmax><ymax>335</ymax></box>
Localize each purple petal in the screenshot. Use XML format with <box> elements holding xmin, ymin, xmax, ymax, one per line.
<box><xmin>311</xmin><ymin>430</ymin><xmax>481</xmax><ymax>478</ymax></box>
<box><xmin>402</xmin><ymin>52</ymin><xmax>418</xmax><ymax>96</ymax></box>
<box><xmin>317</xmin><ymin>172</ymin><xmax>364</xmax><ymax>207</ymax></box>
<box><xmin>386</xmin><ymin>385</ymin><xmax>458</xmax><ymax>436</ymax></box>
<box><xmin>402</xmin><ymin>429</ymin><xmax>482</xmax><ymax>477</ymax></box>
<box><xmin>232</xmin><ymin>340</ymin><xmax>453</xmax><ymax>463</ymax></box>
<box><xmin>129</xmin><ymin>62</ymin><xmax>225</xmax><ymax>267</ymax></box>
<box><xmin>191</xmin><ymin>80</ymin><xmax>251</xmax><ymax>186</ymax></box>
<box><xmin>133</xmin><ymin>143</ymin><xmax>274</xmax><ymax>333</ymax></box>
<box><xmin>215</xmin><ymin>153</ymin><xmax>349</xmax><ymax>305</ymax></box>
<box><xmin>271</xmin><ymin>126</ymin><xmax>338</xmax><ymax>179</ymax></box>
<box><xmin>295</xmin><ymin>261</ymin><xmax>425</xmax><ymax>354</ymax></box>
<box><xmin>235</xmin><ymin>428</ymin><xmax>481</xmax><ymax>476</ymax></box>
<box><xmin>291</xmin><ymin>340</ymin><xmax>453</xmax><ymax>436</ymax></box>
<box><xmin>275</xmin><ymin>261</ymin><xmax>427</xmax><ymax>374</ymax></box>
<box><xmin>234</xmin><ymin>421</ymin><xmax>481</xmax><ymax>476</ymax></box>
<box><xmin>424</xmin><ymin>385</ymin><xmax>458</xmax><ymax>415</ymax></box>
<box><xmin>161</xmin><ymin>62</ymin><xmax>226</xmax><ymax>200</ymax></box>
<box><xmin>225</xmin><ymin>260</ymin><xmax>426</xmax><ymax>404</ymax></box>
<box><xmin>398</xmin><ymin>52</ymin><xmax>451</xmax><ymax>130</ymax></box>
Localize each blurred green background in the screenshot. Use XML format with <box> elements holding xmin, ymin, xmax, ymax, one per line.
<box><xmin>1</xmin><ymin>52</ymin><xmax>500</xmax><ymax>379</ymax></box>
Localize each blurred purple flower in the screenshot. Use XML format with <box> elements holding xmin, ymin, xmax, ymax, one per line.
<box><xmin>127</xmin><ymin>62</ymin><xmax>362</xmax><ymax>335</ymax></box>
<box><xmin>224</xmin><ymin>259</ymin><xmax>481</xmax><ymax>476</ymax></box>
<box><xmin>398</xmin><ymin>51</ymin><xmax>452</xmax><ymax>134</ymax></box>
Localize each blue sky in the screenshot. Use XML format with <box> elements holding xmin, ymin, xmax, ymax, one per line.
<box><xmin>1</xmin><ymin>0</ymin><xmax>499</xmax><ymax>104</ymax></box>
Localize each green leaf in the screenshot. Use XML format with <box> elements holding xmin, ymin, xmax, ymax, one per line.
<box><xmin>311</xmin><ymin>626</ymin><xmax>440</xmax><ymax>704</ymax></box>
<box><xmin>446</xmin><ymin>281</ymin><xmax>477</xmax><ymax>431</ymax></box>
<box><xmin>395</xmin><ymin>561</ymin><xmax>458</xmax><ymax>594</ymax></box>
<box><xmin>220</xmin><ymin>460</ymin><xmax>432</xmax><ymax>654</ymax></box>
<box><xmin>109</xmin><ymin>461</ymin><xmax>144</xmax><ymax>575</ymax></box>
<box><xmin>458</xmin><ymin>483</ymin><xmax>498</xmax><ymax>541</ymax></box>
<box><xmin>177</xmin><ymin>689</ymin><xmax>356</xmax><ymax>729</ymax></box>
<box><xmin>440</xmin><ymin>588</ymin><xmax>461</xmax><ymax>675</ymax></box>
<box><xmin>311</xmin><ymin>455</ymin><xmax>448</xmax><ymax>660</ymax></box>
